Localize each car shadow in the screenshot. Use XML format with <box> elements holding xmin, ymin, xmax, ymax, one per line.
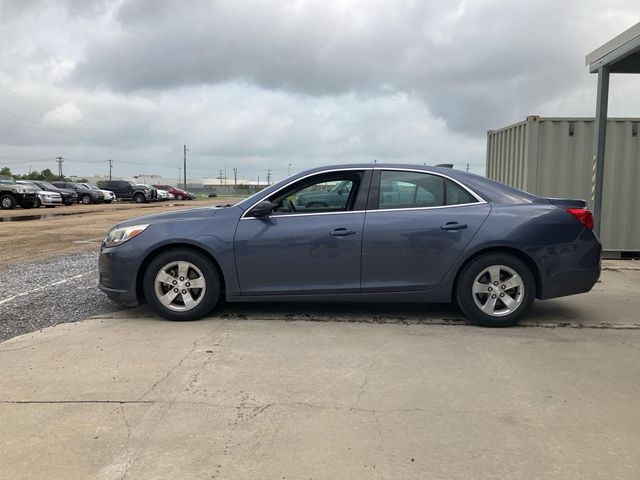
<box><xmin>120</xmin><ymin>299</ymin><xmax>593</xmax><ymax>329</ymax></box>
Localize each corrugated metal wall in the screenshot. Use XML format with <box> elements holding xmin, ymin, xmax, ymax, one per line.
<box><xmin>486</xmin><ymin>117</ymin><xmax>640</xmax><ymax>252</ymax></box>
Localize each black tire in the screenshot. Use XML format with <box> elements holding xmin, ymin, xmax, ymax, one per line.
<box><xmin>104</xmin><ymin>200</ymin><xmax>112</xmax><ymax>204</ymax></box>
<box><xmin>456</xmin><ymin>253</ymin><xmax>536</xmax><ymax>327</ymax></box>
<box><xmin>33</xmin><ymin>197</ymin><xmax>41</xmax><ymax>208</ymax></box>
<box><xmin>81</xmin><ymin>194</ymin><xmax>92</xmax><ymax>205</ymax></box>
<box><xmin>143</xmin><ymin>248</ymin><xmax>221</xmax><ymax>321</ymax></box>
<box><xmin>134</xmin><ymin>192</ymin><xmax>145</xmax><ymax>203</ymax></box>
<box><xmin>176</xmin><ymin>194</ymin><xmax>183</xmax><ymax>200</ymax></box>
<box><xmin>45</xmin><ymin>205</ymin><xmax>55</xmax><ymax>208</ymax></box>
<box><xmin>1</xmin><ymin>194</ymin><xmax>17</xmax><ymax>209</ymax></box>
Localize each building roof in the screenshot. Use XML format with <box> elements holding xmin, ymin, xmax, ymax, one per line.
<box><xmin>586</xmin><ymin>21</ymin><xmax>640</xmax><ymax>73</ymax></box>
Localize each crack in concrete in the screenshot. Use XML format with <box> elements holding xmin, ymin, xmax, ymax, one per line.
<box><xmin>119</xmin><ymin>405</ymin><xmax>133</xmax><ymax>480</ymax></box>
<box><xmin>140</xmin><ymin>322</ymin><xmax>227</xmax><ymax>400</ymax></box>
<box><xmin>355</xmin><ymin>360</ymin><xmax>375</xmax><ymax>407</ymax></box>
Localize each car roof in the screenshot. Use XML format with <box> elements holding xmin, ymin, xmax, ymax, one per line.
<box><xmin>239</xmin><ymin>163</ymin><xmax>542</xmax><ymax>207</ymax></box>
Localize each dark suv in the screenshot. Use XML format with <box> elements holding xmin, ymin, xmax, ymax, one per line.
<box><xmin>52</xmin><ymin>181</ymin><xmax>105</xmax><ymax>204</ymax></box>
<box><xmin>0</xmin><ymin>176</ymin><xmax>38</xmax><ymax>209</ymax></box>
<box><xmin>29</xmin><ymin>180</ymin><xmax>78</xmax><ymax>206</ymax></box>
<box><xmin>101</xmin><ymin>180</ymin><xmax>153</xmax><ymax>203</ymax></box>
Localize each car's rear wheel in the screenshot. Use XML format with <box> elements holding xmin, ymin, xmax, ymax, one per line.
<box><xmin>134</xmin><ymin>193</ymin><xmax>145</xmax><ymax>203</ymax></box>
<box><xmin>456</xmin><ymin>253</ymin><xmax>535</xmax><ymax>327</ymax></box>
<box><xmin>143</xmin><ymin>249</ymin><xmax>220</xmax><ymax>321</ymax></box>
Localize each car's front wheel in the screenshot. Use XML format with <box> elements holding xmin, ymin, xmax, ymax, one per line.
<box><xmin>81</xmin><ymin>194</ymin><xmax>92</xmax><ymax>205</ymax></box>
<box><xmin>143</xmin><ymin>249</ymin><xmax>220</xmax><ymax>321</ymax></box>
<box><xmin>456</xmin><ymin>253</ymin><xmax>535</xmax><ymax>327</ymax></box>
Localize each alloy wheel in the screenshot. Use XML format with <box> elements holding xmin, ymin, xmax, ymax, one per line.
<box><xmin>471</xmin><ymin>264</ymin><xmax>525</xmax><ymax>317</ymax></box>
<box><xmin>153</xmin><ymin>261</ymin><xmax>207</xmax><ymax>312</ymax></box>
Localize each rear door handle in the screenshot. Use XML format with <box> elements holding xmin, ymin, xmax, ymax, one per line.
<box><xmin>441</xmin><ymin>222</ymin><xmax>468</xmax><ymax>231</ymax></box>
<box><xmin>330</xmin><ymin>228</ymin><xmax>357</xmax><ymax>237</ymax></box>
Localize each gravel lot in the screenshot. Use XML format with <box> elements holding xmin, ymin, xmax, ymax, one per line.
<box><xmin>0</xmin><ymin>251</ymin><xmax>129</xmax><ymax>341</ymax></box>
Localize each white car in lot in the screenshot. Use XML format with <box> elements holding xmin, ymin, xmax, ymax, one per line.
<box><xmin>16</xmin><ymin>181</ymin><xmax>63</xmax><ymax>207</ymax></box>
<box><xmin>79</xmin><ymin>183</ymin><xmax>116</xmax><ymax>203</ymax></box>
<box><xmin>156</xmin><ymin>188</ymin><xmax>171</xmax><ymax>201</ymax></box>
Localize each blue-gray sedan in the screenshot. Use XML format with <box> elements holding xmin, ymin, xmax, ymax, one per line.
<box><xmin>98</xmin><ymin>164</ymin><xmax>601</xmax><ymax>327</ymax></box>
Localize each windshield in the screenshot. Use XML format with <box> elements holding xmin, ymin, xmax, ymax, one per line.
<box><xmin>84</xmin><ymin>184</ymin><xmax>100</xmax><ymax>190</ymax></box>
<box><xmin>0</xmin><ymin>176</ymin><xmax>15</xmax><ymax>184</ymax></box>
<box><xmin>37</xmin><ymin>181</ymin><xmax>56</xmax><ymax>189</ymax></box>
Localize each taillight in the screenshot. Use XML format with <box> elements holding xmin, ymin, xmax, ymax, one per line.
<box><xmin>566</xmin><ymin>208</ymin><xmax>594</xmax><ymax>229</ymax></box>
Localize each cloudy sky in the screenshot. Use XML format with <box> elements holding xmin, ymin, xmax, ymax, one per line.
<box><xmin>0</xmin><ymin>0</ymin><xmax>638</xmax><ymax>182</ymax></box>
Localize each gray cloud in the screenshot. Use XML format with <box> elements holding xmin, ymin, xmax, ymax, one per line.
<box><xmin>0</xmin><ymin>0</ymin><xmax>639</xmax><ymax>180</ymax></box>
<box><xmin>71</xmin><ymin>0</ymin><xmax>640</xmax><ymax>133</ymax></box>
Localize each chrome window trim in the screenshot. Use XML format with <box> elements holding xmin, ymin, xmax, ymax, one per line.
<box><xmin>240</xmin><ymin>166</ymin><xmax>487</xmax><ymax>220</ymax></box>
<box><xmin>374</xmin><ymin>167</ymin><xmax>487</xmax><ymax>204</ymax></box>
<box><xmin>240</xmin><ymin>167</ymin><xmax>372</xmax><ymax>220</ymax></box>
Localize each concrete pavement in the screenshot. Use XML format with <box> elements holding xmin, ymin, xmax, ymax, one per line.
<box><xmin>0</xmin><ymin>264</ymin><xmax>639</xmax><ymax>479</ymax></box>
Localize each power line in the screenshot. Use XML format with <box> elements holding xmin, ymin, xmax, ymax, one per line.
<box><xmin>0</xmin><ymin>84</ymin><xmax>152</xmax><ymax>152</ymax></box>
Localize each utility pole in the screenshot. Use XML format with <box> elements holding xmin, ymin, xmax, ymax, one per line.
<box><xmin>257</xmin><ymin>175</ymin><xmax>260</xmax><ymax>186</ymax></box>
<box><xmin>56</xmin><ymin>156</ymin><xmax>64</xmax><ymax>177</ymax></box>
<box><xmin>219</xmin><ymin>169</ymin><xmax>223</xmax><ymax>186</ymax></box>
<box><xmin>107</xmin><ymin>159</ymin><xmax>114</xmax><ymax>180</ymax></box>
<box><xmin>288</xmin><ymin>163</ymin><xmax>292</xmax><ymax>176</ymax></box>
<box><xmin>233</xmin><ymin>167</ymin><xmax>238</xmax><ymax>186</ymax></box>
<box><xmin>466</xmin><ymin>163</ymin><xmax>470</xmax><ymax>172</ymax></box>
<box><xmin>266</xmin><ymin>169</ymin><xmax>272</xmax><ymax>185</ymax></box>
<box><xmin>183</xmin><ymin>145</ymin><xmax>188</xmax><ymax>190</ymax></box>
<box><xmin>178</xmin><ymin>167</ymin><xmax>181</xmax><ymax>185</ymax></box>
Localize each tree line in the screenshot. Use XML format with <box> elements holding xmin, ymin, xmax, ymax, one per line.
<box><xmin>0</xmin><ymin>166</ymin><xmax>87</xmax><ymax>183</ymax></box>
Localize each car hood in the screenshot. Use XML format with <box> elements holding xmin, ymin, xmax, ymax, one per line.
<box><xmin>115</xmin><ymin>206</ymin><xmax>220</xmax><ymax>229</ymax></box>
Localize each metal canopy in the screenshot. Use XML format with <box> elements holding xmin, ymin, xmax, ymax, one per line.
<box><xmin>585</xmin><ymin>21</ymin><xmax>640</xmax><ymax>235</ymax></box>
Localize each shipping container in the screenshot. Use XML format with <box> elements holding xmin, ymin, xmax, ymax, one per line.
<box><xmin>486</xmin><ymin>116</ymin><xmax>640</xmax><ymax>254</ymax></box>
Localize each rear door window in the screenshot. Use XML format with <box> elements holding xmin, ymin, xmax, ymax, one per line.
<box><xmin>376</xmin><ymin>171</ymin><xmax>478</xmax><ymax>210</ymax></box>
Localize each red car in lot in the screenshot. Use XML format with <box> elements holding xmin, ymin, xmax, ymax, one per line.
<box><xmin>152</xmin><ymin>185</ymin><xmax>192</xmax><ymax>200</ymax></box>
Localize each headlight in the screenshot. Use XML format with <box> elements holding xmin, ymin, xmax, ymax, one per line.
<box><xmin>103</xmin><ymin>224</ymin><xmax>149</xmax><ymax>248</ymax></box>
<box><xmin>16</xmin><ymin>187</ymin><xmax>26</xmax><ymax>193</ymax></box>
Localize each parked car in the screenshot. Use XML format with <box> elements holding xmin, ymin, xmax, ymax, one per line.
<box><xmin>152</xmin><ymin>184</ymin><xmax>191</xmax><ymax>200</ymax></box>
<box><xmin>101</xmin><ymin>180</ymin><xmax>153</xmax><ymax>203</ymax></box>
<box><xmin>155</xmin><ymin>188</ymin><xmax>171</xmax><ymax>201</ymax></box>
<box><xmin>28</xmin><ymin>180</ymin><xmax>77</xmax><ymax>206</ymax></box>
<box><xmin>295</xmin><ymin>179</ymin><xmax>352</xmax><ymax>208</ymax></box>
<box><xmin>78</xmin><ymin>183</ymin><xmax>116</xmax><ymax>204</ymax></box>
<box><xmin>207</xmin><ymin>192</ymin><xmax>218</xmax><ymax>198</ymax></box>
<box><xmin>99</xmin><ymin>164</ymin><xmax>601</xmax><ymax>327</ymax></box>
<box><xmin>0</xmin><ymin>176</ymin><xmax>39</xmax><ymax>209</ymax></box>
<box><xmin>16</xmin><ymin>181</ymin><xmax>63</xmax><ymax>207</ymax></box>
<box><xmin>136</xmin><ymin>184</ymin><xmax>159</xmax><ymax>201</ymax></box>
<box><xmin>51</xmin><ymin>181</ymin><xmax>105</xmax><ymax>204</ymax></box>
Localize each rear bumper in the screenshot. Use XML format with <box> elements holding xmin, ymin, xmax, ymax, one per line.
<box><xmin>534</xmin><ymin>230</ymin><xmax>602</xmax><ymax>300</ymax></box>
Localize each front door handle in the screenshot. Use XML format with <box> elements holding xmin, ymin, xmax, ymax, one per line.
<box><xmin>330</xmin><ymin>228</ymin><xmax>357</xmax><ymax>237</ymax></box>
<box><xmin>441</xmin><ymin>222</ymin><xmax>468</xmax><ymax>231</ymax></box>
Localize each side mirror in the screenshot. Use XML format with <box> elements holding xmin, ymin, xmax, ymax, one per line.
<box><xmin>250</xmin><ymin>200</ymin><xmax>274</xmax><ymax>218</ymax></box>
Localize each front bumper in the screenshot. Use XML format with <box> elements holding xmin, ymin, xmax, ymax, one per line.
<box><xmin>98</xmin><ymin>241</ymin><xmax>143</xmax><ymax>306</ymax></box>
<box><xmin>39</xmin><ymin>194</ymin><xmax>63</xmax><ymax>206</ymax></box>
